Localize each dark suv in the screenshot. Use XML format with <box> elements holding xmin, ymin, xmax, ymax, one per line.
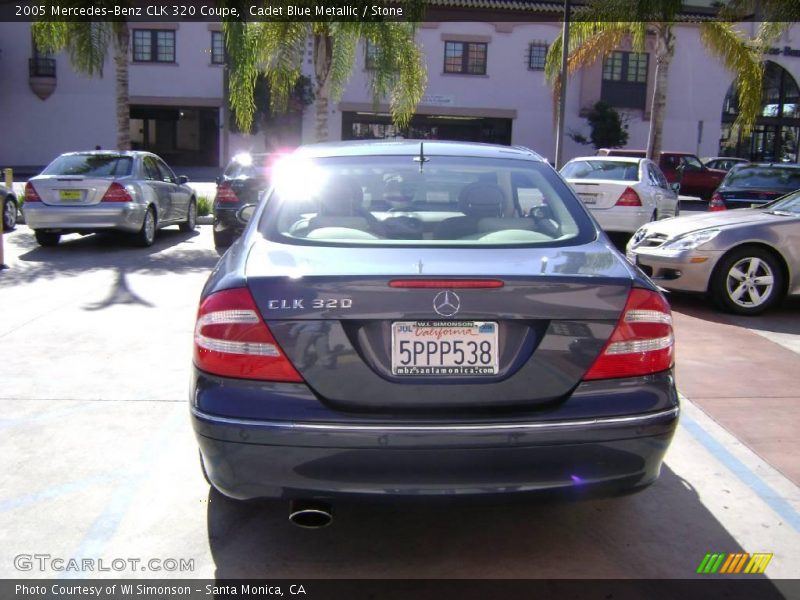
<box><xmin>213</xmin><ymin>153</ymin><xmax>278</xmax><ymax>248</ymax></box>
<box><xmin>597</xmin><ymin>149</ymin><xmax>726</xmax><ymax>200</ymax></box>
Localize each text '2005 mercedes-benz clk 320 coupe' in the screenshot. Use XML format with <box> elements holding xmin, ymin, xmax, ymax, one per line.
<box><xmin>190</xmin><ymin>141</ymin><xmax>679</xmax><ymax>527</ymax></box>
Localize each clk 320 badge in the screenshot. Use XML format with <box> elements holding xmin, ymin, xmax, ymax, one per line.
<box><xmin>266</xmin><ymin>298</ymin><xmax>353</xmax><ymax>310</ymax></box>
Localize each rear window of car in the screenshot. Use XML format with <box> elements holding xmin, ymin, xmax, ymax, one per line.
<box><xmin>723</xmin><ymin>166</ymin><xmax>800</xmax><ymax>191</ymax></box>
<box><xmin>259</xmin><ymin>155</ymin><xmax>596</xmax><ymax>247</ymax></box>
<box><xmin>561</xmin><ymin>160</ymin><xmax>639</xmax><ymax>182</ymax></box>
<box><xmin>223</xmin><ymin>155</ymin><xmax>272</xmax><ymax>180</ymax></box>
<box><xmin>42</xmin><ymin>155</ymin><xmax>133</xmax><ymax>177</ymax></box>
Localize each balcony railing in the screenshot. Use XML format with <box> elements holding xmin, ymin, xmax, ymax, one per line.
<box><xmin>29</xmin><ymin>57</ymin><xmax>56</xmax><ymax>78</ymax></box>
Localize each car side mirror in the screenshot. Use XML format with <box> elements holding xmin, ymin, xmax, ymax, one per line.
<box><xmin>236</xmin><ymin>204</ymin><xmax>257</xmax><ymax>225</ymax></box>
<box><xmin>178</xmin><ymin>175</ymin><xmax>189</xmax><ymax>185</ymax></box>
<box><xmin>670</xmin><ymin>182</ymin><xmax>681</xmax><ymax>194</ymax></box>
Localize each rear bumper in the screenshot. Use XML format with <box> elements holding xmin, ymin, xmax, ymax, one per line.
<box><xmin>22</xmin><ymin>202</ymin><xmax>146</xmax><ymax>233</ymax></box>
<box><xmin>213</xmin><ymin>206</ymin><xmax>244</xmax><ymax>243</ymax></box>
<box><xmin>191</xmin><ymin>372</ymin><xmax>679</xmax><ymax>500</ymax></box>
<box><xmin>591</xmin><ymin>207</ymin><xmax>652</xmax><ymax>233</ymax></box>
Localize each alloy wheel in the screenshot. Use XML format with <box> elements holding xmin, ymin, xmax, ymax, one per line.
<box><xmin>725</xmin><ymin>257</ymin><xmax>774</xmax><ymax>309</ymax></box>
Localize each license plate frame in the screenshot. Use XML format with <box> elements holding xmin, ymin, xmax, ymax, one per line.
<box><xmin>391</xmin><ymin>321</ymin><xmax>499</xmax><ymax>377</ymax></box>
<box><xmin>59</xmin><ymin>190</ymin><xmax>82</xmax><ymax>202</ymax></box>
<box><xmin>578</xmin><ymin>192</ymin><xmax>598</xmax><ymax>205</ymax></box>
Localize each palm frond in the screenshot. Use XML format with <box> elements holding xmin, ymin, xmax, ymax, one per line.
<box><xmin>700</xmin><ymin>21</ymin><xmax>764</xmax><ymax>135</ymax></box>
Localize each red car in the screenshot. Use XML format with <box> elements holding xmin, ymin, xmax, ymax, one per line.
<box><xmin>597</xmin><ymin>149</ymin><xmax>726</xmax><ymax>200</ymax></box>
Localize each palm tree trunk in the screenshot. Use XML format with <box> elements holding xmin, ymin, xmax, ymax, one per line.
<box><xmin>646</xmin><ymin>25</ymin><xmax>675</xmax><ymax>162</ymax></box>
<box><xmin>313</xmin><ymin>34</ymin><xmax>333</xmax><ymax>142</ymax></box>
<box><xmin>114</xmin><ymin>23</ymin><xmax>131</xmax><ymax>151</ymax></box>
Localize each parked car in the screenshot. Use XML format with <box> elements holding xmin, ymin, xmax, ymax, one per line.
<box><xmin>627</xmin><ymin>190</ymin><xmax>800</xmax><ymax>315</ymax></box>
<box><xmin>23</xmin><ymin>151</ymin><xmax>196</xmax><ymax>247</ymax></box>
<box><xmin>701</xmin><ymin>157</ymin><xmax>749</xmax><ymax>172</ymax></box>
<box><xmin>213</xmin><ymin>152</ymin><xmax>279</xmax><ymax>248</ymax></box>
<box><xmin>561</xmin><ymin>156</ymin><xmax>680</xmax><ymax>233</ymax></box>
<box><xmin>709</xmin><ymin>163</ymin><xmax>800</xmax><ymax>211</ymax></box>
<box><xmin>597</xmin><ymin>149</ymin><xmax>726</xmax><ymax>200</ymax></box>
<box><xmin>191</xmin><ymin>140</ymin><xmax>679</xmax><ymax>524</ymax></box>
<box><xmin>1</xmin><ymin>183</ymin><xmax>17</xmax><ymax>231</ymax></box>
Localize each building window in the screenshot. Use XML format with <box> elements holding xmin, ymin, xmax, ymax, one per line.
<box><xmin>528</xmin><ymin>43</ymin><xmax>548</xmax><ymax>70</ymax></box>
<box><xmin>365</xmin><ymin>40</ymin><xmax>378</xmax><ymax>70</ymax></box>
<box><xmin>132</xmin><ymin>30</ymin><xmax>176</xmax><ymax>63</ymax></box>
<box><xmin>444</xmin><ymin>41</ymin><xmax>487</xmax><ymax>75</ymax></box>
<box><xmin>601</xmin><ymin>51</ymin><xmax>648</xmax><ymax>109</ymax></box>
<box><xmin>211</xmin><ymin>31</ymin><xmax>225</xmax><ymax>65</ymax></box>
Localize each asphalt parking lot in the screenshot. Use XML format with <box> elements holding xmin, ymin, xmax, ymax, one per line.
<box><xmin>0</xmin><ymin>224</ymin><xmax>798</xmax><ymax>587</ymax></box>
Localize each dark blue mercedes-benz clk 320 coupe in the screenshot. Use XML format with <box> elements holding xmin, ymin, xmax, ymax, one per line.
<box><xmin>190</xmin><ymin>141</ymin><xmax>678</xmax><ymax>527</ymax></box>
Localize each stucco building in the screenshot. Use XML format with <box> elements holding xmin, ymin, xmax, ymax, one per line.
<box><xmin>0</xmin><ymin>10</ymin><xmax>798</xmax><ymax>170</ymax></box>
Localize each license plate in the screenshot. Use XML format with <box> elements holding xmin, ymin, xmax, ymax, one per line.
<box><xmin>391</xmin><ymin>321</ymin><xmax>499</xmax><ymax>376</ymax></box>
<box><xmin>578</xmin><ymin>193</ymin><xmax>598</xmax><ymax>205</ymax></box>
<box><xmin>59</xmin><ymin>190</ymin><xmax>82</xmax><ymax>201</ymax></box>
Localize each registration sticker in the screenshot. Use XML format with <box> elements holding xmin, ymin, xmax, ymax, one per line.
<box><xmin>391</xmin><ymin>321</ymin><xmax>499</xmax><ymax>376</ymax></box>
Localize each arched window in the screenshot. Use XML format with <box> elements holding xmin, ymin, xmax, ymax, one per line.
<box><xmin>721</xmin><ymin>61</ymin><xmax>800</xmax><ymax>163</ymax></box>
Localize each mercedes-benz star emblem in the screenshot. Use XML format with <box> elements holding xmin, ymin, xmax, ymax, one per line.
<box><xmin>433</xmin><ymin>290</ymin><xmax>461</xmax><ymax>317</ymax></box>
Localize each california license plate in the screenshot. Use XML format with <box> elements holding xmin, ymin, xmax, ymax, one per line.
<box><xmin>391</xmin><ymin>321</ymin><xmax>499</xmax><ymax>376</ymax></box>
<box><xmin>59</xmin><ymin>190</ymin><xmax>82</xmax><ymax>201</ymax></box>
<box><xmin>578</xmin><ymin>193</ymin><xmax>598</xmax><ymax>205</ymax></box>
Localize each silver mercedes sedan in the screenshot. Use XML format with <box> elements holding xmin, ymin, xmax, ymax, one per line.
<box><xmin>23</xmin><ymin>151</ymin><xmax>196</xmax><ymax>247</ymax></box>
<box><xmin>627</xmin><ymin>191</ymin><xmax>800</xmax><ymax>315</ymax></box>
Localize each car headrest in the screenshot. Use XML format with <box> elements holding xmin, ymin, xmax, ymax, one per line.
<box><xmin>458</xmin><ymin>182</ymin><xmax>505</xmax><ymax>218</ymax></box>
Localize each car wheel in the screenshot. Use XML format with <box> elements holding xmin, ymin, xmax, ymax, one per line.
<box><xmin>3</xmin><ymin>197</ymin><xmax>17</xmax><ymax>231</ymax></box>
<box><xmin>34</xmin><ymin>231</ymin><xmax>60</xmax><ymax>247</ymax></box>
<box><xmin>711</xmin><ymin>247</ymin><xmax>784</xmax><ymax>315</ymax></box>
<box><xmin>180</xmin><ymin>199</ymin><xmax>197</xmax><ymax>232</ymax></box>
<box><xmin>213</xmin><ymin>229</ymin><xmax>234</xmax><ymax>249</ymax></box>
<box><xmin>136</xmin><ymin>207</ymin><xmax>157</xmax><ymax>247</ymax></box>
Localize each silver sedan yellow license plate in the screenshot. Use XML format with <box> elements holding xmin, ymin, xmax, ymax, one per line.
<box><xmin>391</xmin><ymin>321</ymin><xmax>499</xmax><ymax>376</ymax></box>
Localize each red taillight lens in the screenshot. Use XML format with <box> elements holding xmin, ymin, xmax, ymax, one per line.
<box><xmin>615</xmin><ymin>187</ymin><xmax>642</xmax><ymax>207</ymax></box>
<box><xmin>101</xmin><ymin>182</ymin><xmax>133</xmax><ymax>202</ymax></box>
<box><xmin>193</xmin><ymin>287</ymin><xmax>302</xmax><ymax>382</ymax></box>
<box><xmin>709</xmin><ymin>193</ymin><xmax>726</xmax><ymax>212</ymax></box>
<box><xmin>24</xmin><ymin>182</ymin><xmax>42</xmax><ymax>202</ymax></box>
<box><xmin>215</xmin><ymin>183</ymin><xmax>239</xmax><ymax>203</ymax></box>
<box><xmin>389</xmin><ymin>279</ymin><xmax>504</xmax><ymax>289</ymax></box>
<box><xmin>582</xmin><ymin>288</ymin><xmax>674</xmax><ymax>381</ymax></box>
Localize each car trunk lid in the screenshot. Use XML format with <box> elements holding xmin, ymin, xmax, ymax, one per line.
<box><xmin>30</xmin><ymin>176</ymin><xmax>116</xmax><ymax>206</ymax></box>
<box><xmin>244</xmin><ymin>240</ymin><xmax>635</xmax><ymax>411</ymax></box>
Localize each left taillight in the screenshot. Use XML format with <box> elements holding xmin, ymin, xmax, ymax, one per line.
<box><xmin>193</xmin><ymin>287</ymin><xmax>302</xmax><ymax>382</ymax></box>
<box><xmin>24</xmin><ymin>182</ymin><xmax>42</xmax><ymax>202</ymax></box>
<box><xmin>709</xmin><ymin>193</ymin><xmax>726</xmax><ymax>212</ymax></box>
<box><xmin>582</xmin><ymin>287</ymin><xmax>674</xmax><ymax>381</ymax></box>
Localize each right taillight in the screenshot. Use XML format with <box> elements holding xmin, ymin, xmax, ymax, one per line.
<box><xmin>215</xmin><ymin>183</ymin><xmax>239</xmax><ymax>203</ymax></box>
<box><xmin>709</xmin><ymin>193</ymin><xmax>726</xmax><ymax>211</ymax></box>
<box><xmin>193</xmin><ymin>287</ymin><xmax>302</xmax><ymax>382</ymax></box>
<box><xmin>615</xmin><ymin>187</ymin><xmax>642</xmax><ymax>207</ymax></box>
<box><xmin>24</xmin><ymin>182</ymin><xmax>42</xmax><ymax>202</ymax></box>
<box><xmin>101</xmin><ymin>182</ymin><xmax>133</xmax><ymax>202</ymax></box>
<box><xmin>583</xmin><ymin>287</ymin><xmax>674</xmax><ymax>381</ymax></box>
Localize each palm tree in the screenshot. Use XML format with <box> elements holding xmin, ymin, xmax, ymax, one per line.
<box><xmin>32</xmin><ymin>20</ymin><xmax>131</xmax><ymax>150</ymax></box>
<box><xmin>224</xmin><ymin>19</ymin><xmax>427</xmax><ymax>141</ymax></box>
<box><xmin>545</xmin><ymin>1</ymin><xmax>764</xmax><ymax>161</ymax></box>
<box><xmin>724</xmin><ymin>0</ymin><xmax>800</xmax><ymax>45</ymax></box>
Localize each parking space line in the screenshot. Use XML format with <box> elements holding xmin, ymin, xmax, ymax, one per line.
<box><xmin>679</xmin><ymin>397</ymin><xmax>800</xmax><ymax>533</ymax></box>
<box><xmin>65</xmin><ymin>407</ymin><xmax>185</xmax><ymax>577</ymax></box>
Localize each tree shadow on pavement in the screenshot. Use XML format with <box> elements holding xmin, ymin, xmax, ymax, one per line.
<box><xmin>205</xmin><ymin>466</ymin><xmax>782</xmax><ymax>589</ymax></box>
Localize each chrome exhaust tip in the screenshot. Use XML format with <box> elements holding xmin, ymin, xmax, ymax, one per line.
<box><xmin>289</xmin><ymin>500</ymin><xmax>333</xmax><ymax>529</ymax></box>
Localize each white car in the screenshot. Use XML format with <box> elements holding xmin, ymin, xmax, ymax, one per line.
<box><xmin>1</xmin><ymin>183</ymin><xmax>18</xmax><ymax>231</ymax></box>
<box><xmin>560</xmin><ymin>156</ymin><xmax>680</xmax><ymax>233</ymax></box>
